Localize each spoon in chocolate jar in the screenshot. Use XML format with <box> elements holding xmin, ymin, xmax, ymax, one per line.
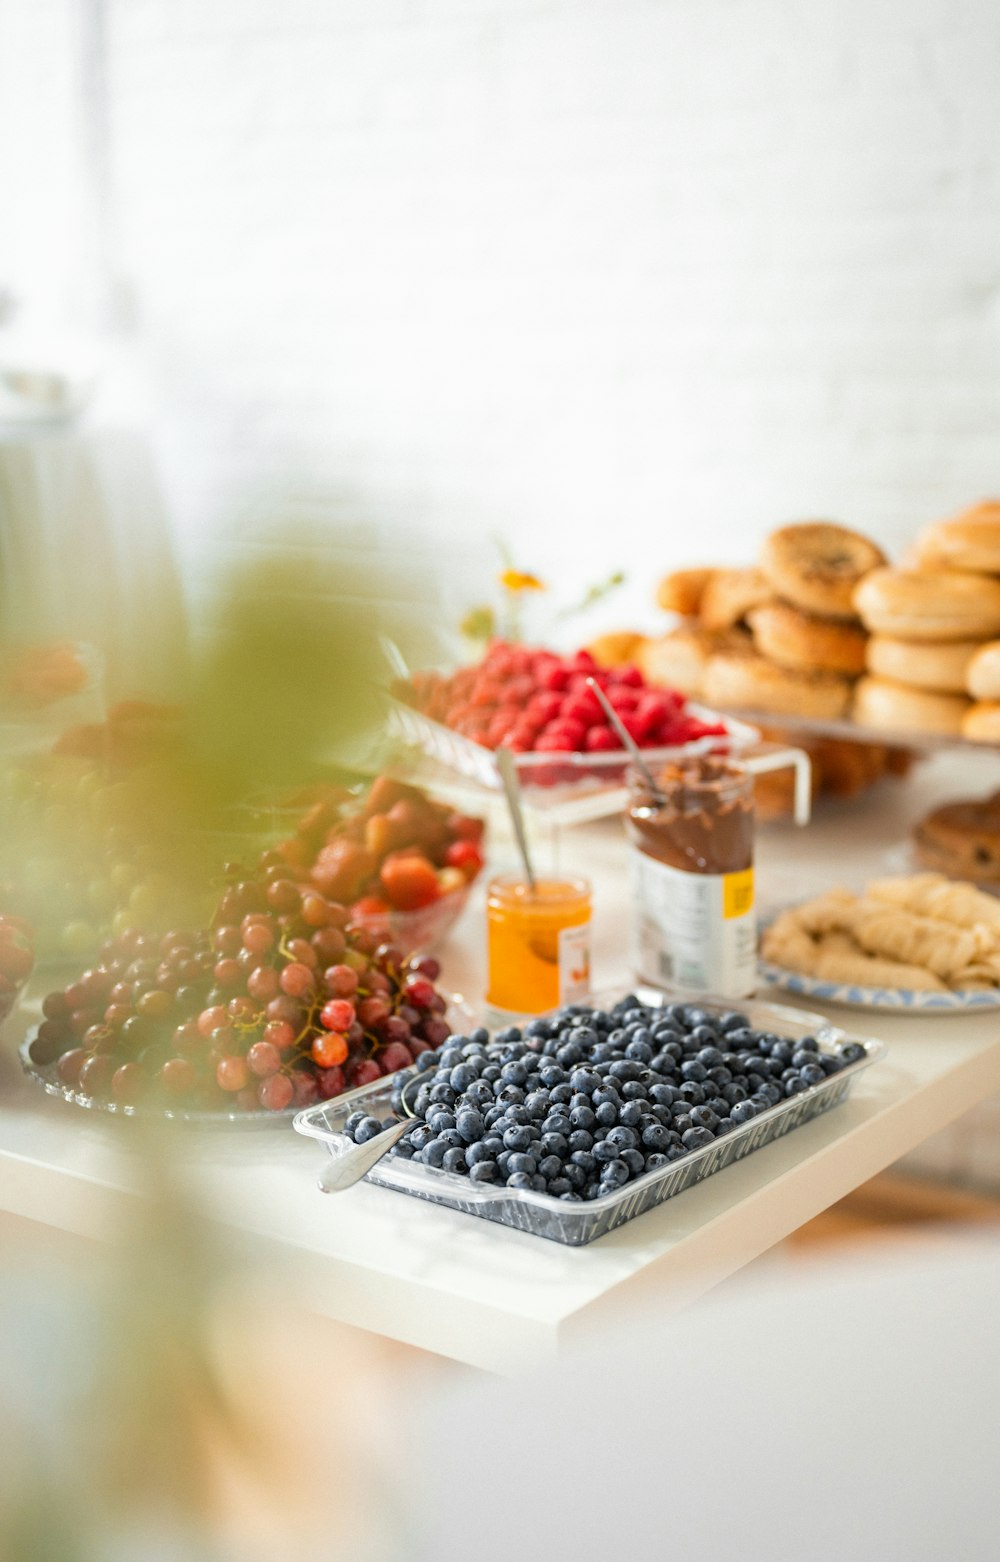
<box><xmin>585</xmin><ymin>677</ymin><xmax>667</xmax><ymax>804</ymax></box>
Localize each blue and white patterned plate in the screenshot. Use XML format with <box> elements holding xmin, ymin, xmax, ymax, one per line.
<box><xmin>756</xmin><ymin>957</ymin><xmax>1000</xmax><ymax>1015</ymax></box>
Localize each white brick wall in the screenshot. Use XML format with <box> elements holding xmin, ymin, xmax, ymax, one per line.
<box><xmin>90</xmin><ymin>0</ymin><xmax>1000</xmax><ymax>624</ymax></box>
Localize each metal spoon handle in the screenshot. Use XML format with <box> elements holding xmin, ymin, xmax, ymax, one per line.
<box><xmin>317</xmin><ymin>1116</ymin><xmax>412</xmax><ymax>1193</ymax></box>
<box><xmin>497</xmin><ymin>745</ymin><xmax>537</xmax><ymax>893</ymax></box>
<box><xmin>585</xmin><ymin>677</ymin><xmax>665</xmax><ymax>802</ymax></box>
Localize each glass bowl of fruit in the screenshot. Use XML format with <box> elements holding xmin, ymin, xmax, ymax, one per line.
<box><xmin>271</xmin><ymin>775</ymin><xmax>485</xmax><ymax>956</ymax></box>
<box><xmin>0</xmin><ymin>914</ymin><xmax>35</xmax><ymax>1031</ymax></box>
<box><xmin>391</xmin><ymin>642</ymin><xmax>760</xmax><ymax>822</ymax></box>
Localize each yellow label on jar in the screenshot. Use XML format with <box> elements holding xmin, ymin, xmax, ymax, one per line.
<box><xmin>723</xmin><ymin>867</ymin><xmax>755</xmax><ymax>920</ymax></box>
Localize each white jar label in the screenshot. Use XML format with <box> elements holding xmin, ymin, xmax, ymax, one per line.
<box><xmin>558</xmin><ymin>921</ymin><xmax>592</xmax><ymax>1004</ymax></box>
<box><xmin>630</xmin><ymin>849</ymin><xmax>756</xmax><ymax>997</ymax></box>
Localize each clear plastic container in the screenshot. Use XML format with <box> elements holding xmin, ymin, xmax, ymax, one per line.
<box><xmin>293</xmin><ymin>990</ymin><xmax>883</xmax><ymax>1246</ymax></box>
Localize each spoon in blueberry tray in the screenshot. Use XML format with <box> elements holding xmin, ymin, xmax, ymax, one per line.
<box><xmin>316</xmin><ymin>1069</ymin><xmax>426</xmax><ymax>1193</ymax></box>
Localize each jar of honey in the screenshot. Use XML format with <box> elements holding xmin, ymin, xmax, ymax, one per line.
<box><xmin>486</xmin><ymin>874</ymin><xmax>592</xmax><ymax>1015</ymax></box>
<box><xmin>625</xmin><ymin>757</ymin><xmax>756</xmax><ymax>997</ymax></box>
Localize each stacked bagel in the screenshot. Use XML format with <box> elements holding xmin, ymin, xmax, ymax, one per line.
<box><xmin>853</xmin><ymin>501</ymin><xmax>1000</xmax><ymax>739</ymax></box>
<box><xmin>640</xmin><ymin>520</ymin><xmax>886</xmax><ymax>720</ymax></box>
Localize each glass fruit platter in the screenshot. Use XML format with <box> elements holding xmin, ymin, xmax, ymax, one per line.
<box><xmin>294</xmin><ymin>988</ymin><xmax>882</xmax><ymax>1245</ymax></box>
<box><xmin>389</xmin><ymin>698</ymin><xmax>766</xmax><ymax>824</ymax></box>
<box><xmin>18</xmin><ymin>994</ymin><xmax>477</xmax><ymax>1126</ymax></box>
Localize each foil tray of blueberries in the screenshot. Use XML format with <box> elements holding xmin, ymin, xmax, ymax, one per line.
<box><xmin>293</xmin><ymin>990</ymin><xmax>883</xmax><ymax>1246</ymax></box>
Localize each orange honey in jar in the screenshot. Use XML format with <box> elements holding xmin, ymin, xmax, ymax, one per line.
<box><xmin>486</xmin><ymin>874</ymin><xmax>592</xmax><ymax>1014</ymax></box>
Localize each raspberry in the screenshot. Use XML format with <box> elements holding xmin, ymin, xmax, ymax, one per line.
<box><xmin>585</xmin><ymin>724</ymin><xmax>620</xmax><ymax>752</ymax></box>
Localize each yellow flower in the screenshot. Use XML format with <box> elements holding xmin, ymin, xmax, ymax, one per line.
<box><xmin>499</xmin><ymin>569</ymin><xmax>546</xmax><ymax>594</ymax></box>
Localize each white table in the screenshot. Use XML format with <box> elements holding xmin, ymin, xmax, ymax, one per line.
<box><xmin>3</xmin><ymin>749</ymin><xmax>1000</xmax><ymax>1373</ymax></box>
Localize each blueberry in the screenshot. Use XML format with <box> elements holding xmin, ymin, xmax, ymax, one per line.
<box><xmin>569</xmin><ymin>1105</ymin><xmax>597</xmax><ymax>1131</ymax></box>
<box><xmin>549</xmin><ymin>1178</ymin><xmax>572</xmax><ymax>1197</ymax></box>
<box><xmin>681</xmin><ymin>1126</ymin><xmax>715</xmax><ymax>1150</ymax></box>
<box><xmin>354</xmin><ymin>1116</ymin><xmax>383</xmax><ymax>1144</ymax></box>
<box><xmin>621</xmin><ymin>1148</ymin><xmax>646</xmax><ymax>1177</ymax></box>
<box><xmin>593</xmin><ymin>1140</ymin><xmax>620</xmax><ymax>1163</ymax></box>
<box><xmin>541</xmin><ymin>1132</ymin><xmax>569</xmax><ymax>1157</ymax></box>
<box><xmin>568</xmin><ymin>1129</ymin><xmax>594</xmax><ymax>1153</ymax></box>
<box><xmin>539</xmin><ymin>1065</ymin><xmax>564</xmax><ymax>1089</ymax></box>
<box><xmin>428</xmin><ymin>1082</ymin><xmax>457</xmax><ymax>1105</ymax></box>
<box><xmin>645</xmin><ymin>1152</ymin><xmax>670</xmax><ymax>1171</ymax></box>
<box><xmin>723</xmin><ymin>1082</ymin><xmax>748</xmax><ymax>1105</ymax></box>
<box><xmin>609</xmin><ymin>1059</ymin><xmax>641</xmax><ymax>1082</ymax></box>
<box><xmin>600</xmin><ymin>1158</ymin><xmax>630</xmax><ymax>1189</ymax></box>
<box><xmin>502</xmin><ymin>1124</ymin><xmax>534</xmax><ymax>1151</ymax></box>
<box><xmin>690</xmin><ymin>1026</ymin><xmax>720</xmax><ymax>1048</ymax></box>
<box><xmin>550</xmin><ymin>1083</ymin><xmax>574</xmax><ymax>1105</ymax></box>
<box><xmin>570</xmin><ymin>1150</ymin><xmax>596</xmax><ymax>1176</ymax></box>
<box><xmin>483</xmin><ymin>1134</ymin><xmax>504</xmax><ymax>1158</ymax></box>
<box><xmin>344</xmin><ymin>1110</ymin><xmax>366</xmax><ymax>1132</ymax></box>
<box><xmin>797</xmin><ymin>1036</ymin><xmax>819</xmax><ymax>1052</ymax></box>
<box><xmin>678</xmin><ymin>1082</ymin><xmax>706</xmax><ymax>1106</ymax></box>
<box><xmin>569</xmin><ymin>1068</ymin><xmax>601</xmax><ymax>1094</ymax></box>
<box><xmin>673</xmin><ymin>1113</ymin><xmax>693</xmax><ymax>1136</ymax></box>
<box><xmin>595</xmin><ymin>1101</ymin><xmax>618</xmax><ymax>1127</ymax></box>
<box><xmin>556</xmin><ymin>1044</ymin><xmax>583</xmax><ymax>1068</ymax></box>
<box><xmin>416</xmin><ymin>1051</ymin><xmax>439</xmax><ymax>1071</ymax></box>
<box><xmin>449</xmin><ymin>1063</ymin><xmax>478</xmax><ymax>1093</ymax></box>
<box><xmin>839</xmin><ymin>1042</ymin><xmax>866</xmax><ymax>1065</ymax></box>
<box><xmin>785</xmin><ymin>1076</ymin><xmax>809</xmax><ymax>1096</ymax></box>
<box><xmin>465</xmin><ymin>1141</ymin><xmax>492</xmax><ymax>1166</ymax></box>
<box><xmin>496</xmin><ymin>1085</ymin><xmax>525</xmax><ymax>1106</ymax></box>
<box><xmin>499</xmin><ymin>1061</ymin><xmax>529</xmax><ymax>1087</ymax></box>
<box><xmin>681</xmin><ymin>1060</ymin><xmax>708</xmax><ymax>1083</ymax></box>
<box><xmin>538</xmin><ymin>1154</ymin><xmax>563</xmax><ymax>1180</ymax></box>
<box><xmin>506</xmin><ymin>1172</ymin><xmax>533</xmax><ymax>1190</ymax></box>
<box><xmin>456</xmin><ymin>1109</ymin><xmax>485</xmax><ymax>1143</ymax></box>
<box><xmin>689</xmin><ymin>1105</ymin><xmax>719</xmax><ymax>1130</ymax></box>
<box><xmin>606</xmin><ymin>1125</ymin><xmax>639</xmax><ymax>1152</ymax></box>
<box><xmin>469</xmin><ymin>1161</ymin><xmax>497</xmax><ymax>1183</ymax></box>
<box><xmin>542</xmin><ymin>1113</ymin><xmax>572</xmax><ymax>1138</ymax></box>
<box><xmin>408</xmin><ymin>1125</ymin><xmax>434</xmax><ymax>1151</ymax></box>
<box><xmin>442</xmin><ymin>1147</ymin><xmax>468</xmax><ymax>1174</ymax></box>
<box><xmin>799</xmin><ymin>1064</ymin><xmax>826</xmax><ymax>1087</ymax></box>
<box><xmin>641</xmin><ymin>1123</ymin><xmax>671</xmax><ymax>1151</ymax></box>
<box><xmin>791</xmin><ymin>1048</ymin><xmax>820</xmax><ymax>1070</ymax></box>
<box><xmin>618</xmin><ymin>1100</ymin><xmax>644</xmax><ymax>1127</ymax></box>
<box><xmin>507</xmin><ymin>1152</ymin><xmax>537</xmax><ymax>1176</ymax></box>
<box><xmin>524</xmin><ymin>1019</ymin><xmax>552</xmax><ymax>1039</ymax></box>
<box><xmin>424</xmin><ymin>1136</ymin><xmax>449</xmax><ymax>1167</ymax></box>
<box><xmin>503</xmin><ymin>1104</ymin><xmax>531</xmax><ymax>1126</ymax></box>
<box><xmin>482</xmin><ymin>1064</ymin><xmax>501</xmax><ymax>1083</ymax></box>
<box><xmin>650</xmin><ymin>1084</ymin><xmax>676</xmax><ymax>1107</ymax></box>
<box><xmin>717</xmin><ymin>1011</ymin><xmax>749</xmax><ymax>1033</ymax></box>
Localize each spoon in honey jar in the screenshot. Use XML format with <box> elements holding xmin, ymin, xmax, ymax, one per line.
<box><xmin>497</xmin><ymin>744</ymin><xmax>537</xmax><ymax>895</ymax></box>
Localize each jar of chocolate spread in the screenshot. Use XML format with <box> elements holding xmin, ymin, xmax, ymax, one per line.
<box><xmin>625</xmin><ymin>756</ymin><xmax>756</xmax><ymax>997</ymax></box>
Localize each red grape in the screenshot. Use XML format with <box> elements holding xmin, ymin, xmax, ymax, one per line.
<box><xmin>323</xmin><ymin>964</ymin><xmax>358</xmax><ymax>998</ymax></box>
<box><xmin>216</xmin><ymin>1055</ymin><xmax>248</xmax><ymax>1092</ymax></box>
<box><xmin>280</xmin><ymin>962</ymin><xmax>315</xmax><ymax>999</ymax></box>
<box><xmin>311</xmin><ymin>1031</ymin><xmax>349</xmax><ymax>1068</ymax></box>
<box><xmin>161</xmin><ymin>1057</ymin><xmax>197</xmax><ymax>1096</ymax></box>
<box><xmin>246</xmin><ymin>1041</ymin><xmax>281</xmax><ymax>1078</ymax></box>
<box><xmin>259</xmin><ymin>1073</ymin><xmax>294</xmax><ymax>1111</ymax></box>
<box><xmin>320</xmin><ymin>998</ymin><xmax>355</xmax><ymax>1032</ymax></box>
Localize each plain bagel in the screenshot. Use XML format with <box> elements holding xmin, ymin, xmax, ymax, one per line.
<box><xmin>854</xmin><ymin>568</ymin><xmax>1000</xmax><ymax>642</ymax></box>
<box><xmin>916</xmin><ymin>501</ymin><xmax>1000</xmax><ymax>576</ymax></box>
<box><xmin>866</xmin><ymin>636</ymin><xmax>981</xmax><ymax>694</ymax></box>
<box><xmin>852</xmin><ymin>676</ymin><xmax>970</xmax><ymax>736</ymax></box>
<box><xmin>748</xmin><ymin>601</ymin><xmax>868</xmax><ymax>676</ymax></box>
<box><xmin>966</xmin><ymin>642</ymin><xmax>1000</xmax><ymax>701</ymax></box>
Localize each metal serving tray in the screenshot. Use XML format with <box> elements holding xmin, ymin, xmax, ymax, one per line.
<box><xmin>294</xmin><ymin>993</ymin><xmax>883</xmax><ymax>1246</ymax></box>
